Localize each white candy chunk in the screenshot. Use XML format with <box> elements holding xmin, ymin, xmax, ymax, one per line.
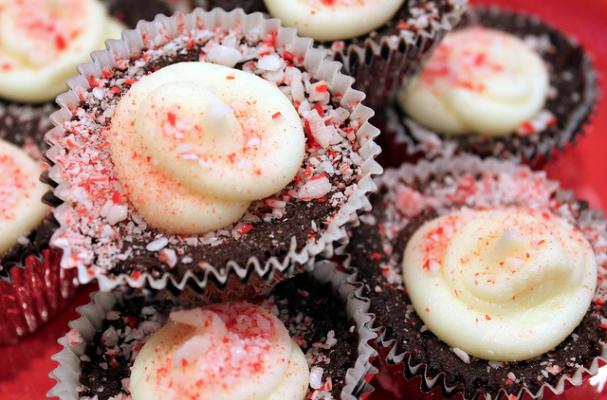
<box><xmin>130</xmin><ymin>303</ymin><xmax>310</xmax><ymax>400</ymax></box>
<box><xmin>0</xmin><ymin>0</ymin><xmax>123</xmax><ymax>102</ymax></box>
<box><xmin>297</xmin><ymin>176</ymin><xmax>332</xmax><ymax>200</ymax></box>
<box><xmin>264</xmin><ymin>0</ymin><xmax>405</xmax><ymax>41</ymax></box>
<box><xmin>257</xmin><ymin>54</ymin><xmax>284</xmax><ymax>71</ymax></box>
<box><xmin>0</xmin><ymin>140</ymin><xmax>49</xmax><ymax>256</ymax></box>
<box><xmin>403</xmin><ymin>208</ymin><xmax>597</xmax><ymax>361</ymax></box>
<box><xmin>207</xmin><ymin>45</ymin><xmax>242</xmax><ymax>67</ymax></box>
<box><xmin>399</xmin><ymin>27</ymin><xmax>549</xmax><ymax>136</ymax></box>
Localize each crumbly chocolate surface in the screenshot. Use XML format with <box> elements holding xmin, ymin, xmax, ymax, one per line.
<box><xmin>381</xmin><ymin>6</ymin><xmax>597</xmax><ymax>165</ymax></box>
<box><xmin>48</xmin><ymin>20</ymin><xmax>366</xmax><ymax>283</ymax></box>
<box><xmin>0</xmin><ymin>216</ymin><xmax>57</xmax><ymax>278</ymax></box>
<box><xmin>347</xmin><ymin>159</ymin><xmax>607</xmax><ymax>398</ymax></box>
<box><xmin>102</xmin><ymin>0</ymin><xmax>190</xmax><ymax>27</ymax></box>
<box><xmin>77</xmin><ymin>274</ymin><xmax>357</xmax><ymax>400</ymax></box>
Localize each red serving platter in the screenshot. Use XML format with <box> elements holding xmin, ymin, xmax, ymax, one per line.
<box><xmin>1</xmin><ymin>0</ymin><xmax>606</xmax><ymax>399</ymax></box>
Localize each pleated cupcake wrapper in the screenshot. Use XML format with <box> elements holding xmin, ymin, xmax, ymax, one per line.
<box><xmin>333</xmin><ymin>0</ymin><xmax>467</xmax><ymax>111</ymax></box>
<box><xmin>362</xmin><ymin>155</ymin><xmax>607</xmax><ymax>399</ymax></box>
<box><xmin>378</xmin><ymin>6</ymin><xmax>598</xmax><ymax>165</ymax></box>
<box><xmin>48</xmin><ymin>260</ymin><xmax>378</xmax><ymax>400</ymax></box>
<box><xmin>44</xmin><ymin>8</ymin><xmax>383</xmax><ymax>293</ymax></box>
<box><xmin>0</xmin><ymin>249</ymin><xmax>78</xmax><ymax>345</ymax></box>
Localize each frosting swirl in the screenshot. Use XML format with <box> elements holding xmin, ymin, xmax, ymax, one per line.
<box><xmin>0</xmin><ymin>0</ymin><xmax>122</xmax><ymax>102</ymax></box>
<box><xmin>130</xmin><ymin>303</ymin><xmax>309</xmax><ymax>400</ymax></box>
<box><xmin>0</xmin><ymin>140</ymin><xmax>48</xmax><ymax>256</ymax></box>
<box><xmin>109</xmin><ymin>62</ymin><xmax>306</xmax><ymax>235</ymax></box>
<box><xmin>403</xmin><ymin>208</ymin><xmax>597</xmax><ymax>361</ymax></box>
<box><xmin>399</xmin><ymin>27</ymin><xmax>549</xmax><ymax>137</ymax></box>
<box><xmin>264</xmin><ymin>0</ymin><xmax>405</xmax><ymax>41</ymax></box>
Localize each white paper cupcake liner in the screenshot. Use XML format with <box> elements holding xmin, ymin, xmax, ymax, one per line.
<box><xmin>48</xmin><ymin>261</ymin><xmax>378</xmax><ymax>399</ymax></box>
<box><xmin>366</xmin><ymin>155</ymin><xmax>607</xmax><ymax>399</ymax></box>
<box><xmin>44</xmin><ymin>8</ymin><xmax>383</xmax><ymax>293</ymax></box>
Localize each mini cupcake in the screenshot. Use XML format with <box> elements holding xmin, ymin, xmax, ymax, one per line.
<box><xmin>49</xmin><ymin>264</ymin><xmax>377</xmax><ymax>399</ymax></box>
<box><xmin>0</xmin><ymin>137</ymin><xmax>78</xmax><ymax>345</ymax></box>
<box><xmin>379</xmin><ymin>6</ymin><xmax>597</xmax><ymax>166</ymax></box>
<box><xmin>197</xmin><ymin>0</ymin><xmax>467</xmax><ymax>110</ymax></box>
<box><xmin>346</xmin><ymin>156</ymin><xmax>607</xmax><ymax>399</ymax></box>
<box><xmin>45</xmin><ymin>8</ymin><xmax>382</xmax><ymax>292</ymax></box>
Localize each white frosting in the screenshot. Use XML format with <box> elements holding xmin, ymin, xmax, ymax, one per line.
<box><xmin>264</xmin><ymin>0</ymin><xmax>405</xmax><ymax>41</ymax></box>
<box><xmin>399</xmin><ymin>27</ymin><xmax>549</xmax><ymax>137</ymax></box>
<box><xmin>130</xmin><ymin>303</ymin><xmax>309</xmax><ymax>400</ymax></box>
<box><xmin>403</xmin><ymin>208</ymin><xmax>597</xmax><ymax>361</ymax></box>
<box><xmin>109</xmin><ymin>62</ymin><xmax>305</xmax><ymax>234</ymax></box>
<box><xmin>0</xmin><ymin>0</ymin><xmax>123</xmax><ymax>103</ymax></box>
<box><xmin>0</xmin><ymin>140</ymin><xmax>48</xmax><ymax>256</ymax></box>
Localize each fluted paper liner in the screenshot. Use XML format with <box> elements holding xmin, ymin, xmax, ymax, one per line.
<box><xmin>44</xmin><ymin>8</ymin><xmax>383</xmax><ymax>293</ymax></box>
<box><xmin>48</xmin><ymin>261</ymin><xmax>378</xmax><ymax>399</ymax></box>
<box><xmin>362</xmin><ymin>156</ymin><xmax>607</xmax><ymax>399</ymax></box>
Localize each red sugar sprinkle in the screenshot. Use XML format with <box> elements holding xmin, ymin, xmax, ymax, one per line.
<box><xmin>485</xmin><ymin>314</ymin><xmax>492</xmax><ymax>321</ymax></box>
<box><xmin>272</xmin><ymin>111</ymin><xmax>282</xmax><ymax>120</ymax></box>
<box><xmin>238</xmin><ymin>223</ymin><xmax>253</xmax><ymax>236</ymax></box>
<box><xmin>315</xmin><ymin>83</ymin><xmax>329</xmax><ymax>93</ymax></box>
<box><xmin>167</xmin><ymin>112</ymin><xmax>177</xmax><ymax>127</ymax></box>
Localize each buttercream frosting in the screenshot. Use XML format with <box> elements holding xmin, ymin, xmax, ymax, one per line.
<box><xmin>130</xmin><ymin>303</ymin><xmax>310</xmax><ymax>400</ymax></box>
<box><xmin>403</xmin><ymin>208</ymin><xmax>597</xmax><ymax>361</ymax></box>
<box><xmin>109</xmin><ymin>62</ymin><xmax>306</xmax><ymax>234</ymax></box>
<box><xmin>264</xmin><ymin>0</ymin><xmax>405</xmax><ymax>41</ymax></box>
<box><xmin>0</xmin><ymin>0</ymin><xmax>123</xmax><ymax>102</ymax></box>
<box><xmin>399</xmin><ymin>27</ymin><xmax>549</xmax><ymax>137</ymax></box>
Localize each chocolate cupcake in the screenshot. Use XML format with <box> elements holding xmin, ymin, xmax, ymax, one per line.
<box><xmin>380</xmin><ymin>6</ymin><xmax>597</xmax><ymax>166</ymax></box>
<box><xmin>44</xmin><ymin>8</ymin><xmax>382</xmax><ymax>292</ymax></box>
<box><xmin>346</xmin><ymin>156</ymin><xmax>607</xmax><ymax>399</ymax></box>
<box><xmin>197</xmin><ymin>0</ymin><xmax>467</xmax><ymax>110</ymax></box>
<box><xmin>0</xmin><ymin>137</ymin><xmax>77</xmax><ymax>344</ymax></box>
<box><xmin>49</xmin><ymin>264</ymin><xmax>378</xmax><ymax>399</ymax></box>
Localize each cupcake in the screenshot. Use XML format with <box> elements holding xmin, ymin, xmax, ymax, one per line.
<box><xmin>0</xmin><ymin>137</ymin><xmax>77</xmax><ymax>345</ymax></box>
<box><xmin>197</xmin><ymin>0</ymin><xmax>467</xmax><ymax>110</ymax></box>
<box><xmin>346</xmin><ymin>156</ymin><xmax>607</xmax><ymax>399</ymax></box>
<box><xmin>45</xmin><ymin>8</ymin><xmax>382</xmax><ymax>292</ymax></box>
<box><xmin>380</xmin><ymin>6</ymin><xmax>597</xmax><ymax>166</ymax></box>
<box><xmin>49</xmin><ymin>264</ymin><xmax>378</xmax><ymax>399</ymax></box>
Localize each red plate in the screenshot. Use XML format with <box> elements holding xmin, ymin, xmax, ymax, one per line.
<box><xmin>0</xmin><ymin>0</ymin><xmax>606</xmax><ymax>399</ymax></box>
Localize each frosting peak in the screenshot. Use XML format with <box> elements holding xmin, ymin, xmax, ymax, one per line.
<box><xmin>403</xmin><ymin>208</ymin><xmax>597</xmax><ymax>361</ymax></box>
<box><xmin>130</xmin><ymin>303</ymin><xmax>310</xmax><ymax>400</ymax></box>
<box><xmin>0</xmin><ymin>0</ymin><xmax>123</xmax><ymax>102</ymax></box>
<box><xmin>109</xmin><ymin>62</ymin><xmax>306</xmax><ymax>234</ymax></box>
